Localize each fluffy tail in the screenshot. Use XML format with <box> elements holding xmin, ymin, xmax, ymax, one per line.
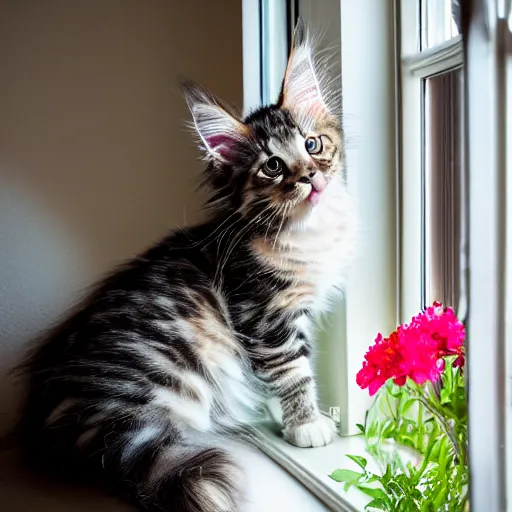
<box><xmin>136</xmin><ymin>445</ymin><xmax>243</xmax><ymax>512</ymax></box>
<box><xmin>20</xmin><ymin>403</ymin><xmax>243</xmax><ymax>512</ymax></box>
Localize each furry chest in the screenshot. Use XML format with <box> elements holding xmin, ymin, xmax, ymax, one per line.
<box><xmin>280</xmin><ymin>236</ymin><xmax>348</xmax><ymax>310</ymax></box>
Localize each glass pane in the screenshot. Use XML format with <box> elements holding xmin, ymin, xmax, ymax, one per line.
<box><xmin>420</xmin><ymin>0</ymin><xmax>461</xmax><ymax>50</ymax></box>
<box><xmin>423</xmin><ymin>69</ymin><xmax>466</xmax><ymax>318</ymax></box>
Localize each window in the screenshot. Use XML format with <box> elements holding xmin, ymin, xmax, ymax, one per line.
<box><xmin>421</xmin><ymin>0</ymin><xmax>461</xmax><ymax>49</ymax></box>
<box><xmin>424</xmin><ymin>69</ymin><xmax>465</xmax><ymax>312</ymax></box>
<box><xmin>400</xmin><ymin>0</ymin><xmax>465</xmax><ymax>324</ymax></box>
<box><xmin>243</xmin><ymin>1</ymin><xmax>511</xmax><ymax>510</ymax></box>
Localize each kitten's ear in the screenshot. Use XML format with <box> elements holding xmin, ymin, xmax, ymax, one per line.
<box><xmin>182</xmin><ymin>82</ymin><xmax>249</xmax><ymax>163</ymax></box>
<box><xmin>279</xmin><ymin>19</ymin><xmax>328</xmax><ymax>121</ymax></box>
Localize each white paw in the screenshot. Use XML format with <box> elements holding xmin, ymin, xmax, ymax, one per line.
<box><xmin>283</xmin><ymin>416</ymin><xmax>337</xmax><ymax>448</ymax></box>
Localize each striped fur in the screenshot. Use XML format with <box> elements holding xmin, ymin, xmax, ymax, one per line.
<box><xmin>17</xmin><ymin>22</ymin><xmax>357</xmax><ymax>512</ymax></box>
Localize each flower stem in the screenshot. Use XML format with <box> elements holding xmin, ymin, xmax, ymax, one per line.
<box><xmin>416</xmin><ymin>397</ymin><xmax>423</xmax><ymax>452</ymax></box>
<box><xmin>384</xmin><ymin>388</ymin><xmax>397</xmax><ymax>421</ymax></box>
<box><xmin>415</xmin><ymin>394</ymin><xmax>464</xmax><ymax>466</ymax></box>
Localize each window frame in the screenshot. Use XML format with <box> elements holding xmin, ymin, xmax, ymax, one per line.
<box><xmin>399</xmin><ymin>1</ymin><xmax>465</xmax><ymax>324</ymax></box>
<box><xmin>464</xmin><ymin>1</ymin><xmax>510</xmax><ymax>510</ymax></box>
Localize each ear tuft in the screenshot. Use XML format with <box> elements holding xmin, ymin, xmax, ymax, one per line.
<box><xmin>279</xmin><ymin>21</ymin><xmax>331</xmax><ymax>128</ymax></box>
<box><xmin>181</xmin><ymin>81</ymin><xmax>249</xmax><ymax>163</ymax></box>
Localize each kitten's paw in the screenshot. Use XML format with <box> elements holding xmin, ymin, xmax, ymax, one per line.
<box><xmin>283</xmin><ymin>416</ymin><xmax>336</xmax><ymax>448</ymax></box>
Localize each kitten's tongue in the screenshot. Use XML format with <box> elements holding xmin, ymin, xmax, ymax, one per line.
<box><xmin>307</xmin><ymin>173</ymin><xmax>327</xmax><ymax>206</ymax></box>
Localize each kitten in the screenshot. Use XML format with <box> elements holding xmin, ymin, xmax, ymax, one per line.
<box><xmin>17</xmin><ymin>21</ymin><xmax>357</xmax><ymax>512</ymax></box>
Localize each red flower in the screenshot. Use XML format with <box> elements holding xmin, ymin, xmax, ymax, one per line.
<box><xmin>357</xmin><ymin>302</ymin><xmax>465</xmax><ymax>396</ymax></box>
<box><xmin>356</xmin><ymin>332</ymin><xmax>402</xmax><ymax>396</ymax></box>
<box><xmin>420</xmin><ymin>302</ymin><xmax>466</xmax><ymax>359</ymax></box>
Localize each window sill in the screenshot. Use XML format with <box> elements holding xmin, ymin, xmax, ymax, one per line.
<box><xmin>252</xmin><ymin>422</ymin><xmax>373</xmax><ymax>512</ymax></box>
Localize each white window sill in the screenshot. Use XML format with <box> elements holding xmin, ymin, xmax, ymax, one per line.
<box><xmin>253</xmin><ymin>422</ymin><xmax>374</xmax><ymax>512</ymax></box>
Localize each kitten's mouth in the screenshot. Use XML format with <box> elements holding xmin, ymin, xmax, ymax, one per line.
<box><xmin>307</xmin><ymin>173</ymin><xmax>327</xmax><ymax>206</ymax></box>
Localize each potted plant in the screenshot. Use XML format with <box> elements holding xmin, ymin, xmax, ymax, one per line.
<box><xmin>330</xmin><ymin>303</ymin><xmax>469</xmax><ymax>511</ymax></box>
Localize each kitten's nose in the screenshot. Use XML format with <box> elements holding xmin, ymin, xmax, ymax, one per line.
<box><xmin>298</xmin><ymin>171</ymin><xmax>326</xmax><ymax>192</ymax></box>
<box><xmin>298</xmin><ymin>170</ymin><xmax>317</xmax><ymax>184</ymax></box>
<box><xmin>309</xmin><ymin>172</ymin><xmax>327</xmax><ymax>192</ymax></box>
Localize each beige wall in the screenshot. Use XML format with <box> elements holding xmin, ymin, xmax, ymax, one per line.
<box><xmin>0</xmin><ymin>0</ymin><xmax>243</xmax><ymax>435</ymax></box>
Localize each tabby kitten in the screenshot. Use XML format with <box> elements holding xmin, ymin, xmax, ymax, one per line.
<box><xmin>19</xmin><ymin>22</ymin><xmax>357</xmax><ymax>512</ymax></box>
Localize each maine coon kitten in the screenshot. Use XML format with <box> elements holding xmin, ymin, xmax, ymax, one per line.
<box><xmin>18</xmin><ymin>23</ymin><xmax>357</xmax><ymax>512</ymax></box>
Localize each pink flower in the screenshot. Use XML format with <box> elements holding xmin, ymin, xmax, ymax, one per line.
<box><xmin>357</xmin><ymin>302</ymin><xmax>465</xmax><ymax>396</ymax></box>
<box><xmin>356</xmin><ymin>332</ymin><xmax>402</xmax><ymax>396</ymax></box>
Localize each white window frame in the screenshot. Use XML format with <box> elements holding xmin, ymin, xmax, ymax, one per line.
<box><xmin>243</xmin><ymin>1</ymin><xmax>512</xmax><ymax>510</ymax></box>
<box><xmin>332</xmin><ymin>0</ymin><xmax>399</xmax><ymax>435</ymax></box>
<box><xmin>399</xmin><ymin>2</ymin><xmax>465</xmax><ymax>324</ymax></box>
<box><xmin>465</xmin><ymin>1</ymin><xmax>510</xmax><ymax>510</ymax></box>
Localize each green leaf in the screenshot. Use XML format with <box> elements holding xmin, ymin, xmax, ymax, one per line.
<box><xmin>329</xmin><ymin>469</ymin><xmax>362</xmax><ymax>483</ymax></box>
<box><xmin>346</xmin><ymin>454</ymin><xmax>368</xmax><ymax>470</ymax></box>
<box><xmin>440</xmin><ymin>386</ymin><xmax>452</xmax><ymax>405</ymax></box>
<box><xmin>406</xmin><ymin>378</ymin><xmax>420</xmax><ymax>392</ymax></box>
<box><xmin>438</xmin><ymin>437</ymin><xmax>449</xmax><ymax>469</ymax></box>
<box><xmin>362</xmin><ymin>474</ymin><xmax>380</xmax><ymax>484</ymax></box>
<box><xmin>428</xmin><ymin>438</ymin><xmax>443</xmax><ymax>461</ymax></box>
<box><xmin>358</xmin><ymin>486</ymin><xmax>387</xmax><ymax>499</ymax></box>
<box><xmin>399</xmin><ymin>397</ymin><xmax>418</xmax><ymax>416</ymax></box>
<box><xmin>433</xmin><ymin>486</ymin><xmax>448</xmax><ymax>508</ymax></box>
<box><xmin>381</xmin><ymin>464</ymin><xmax>393</xmax><ymax>485</ymax></box>
<box><xmin>356</xmin><ymin>423</ymin><xmax>366</xmax><ymax>434</ymax></box>
<box><xmin>365</xmin><ymin>498</ymin><xmax>390</xmax><ymax>511</ymax></box>
<box><xmin>381</xmin><ymin>419</ymin><xmax>398</xmax><ymax>438</ymax></box>
<box><xmin>388</xmin><ymin>383</ymin><xmax>403</xmax><ymax>398</ymax></box>
<box><xmin>421</xmin><ymin>500</ymin><xmax>434</xmax><ymax>512</ymax></box>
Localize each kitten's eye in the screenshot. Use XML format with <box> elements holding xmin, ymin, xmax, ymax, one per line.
<box><xmin>263</xmin><ymin>156</ymin><xmax>284</xmax><ymax>178</ymax></box>
<box><xmin>305</xmin><ymin>136</ymin><xmax>323</xmax><ymax>155</ymax></box>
